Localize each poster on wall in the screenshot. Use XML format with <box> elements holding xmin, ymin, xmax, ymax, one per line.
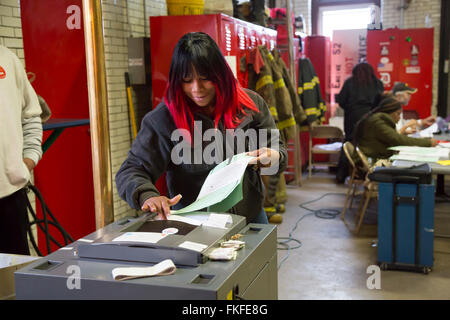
<box><xmin>330</xmin><ymin>29</ymin><xmax>367</xmax><ymax>116</ymax></box>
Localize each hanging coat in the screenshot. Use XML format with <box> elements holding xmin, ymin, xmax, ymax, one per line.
<box><xmin>271</xmin><ymin>49</ymin><xmax>307</xmax><ymax>127</ymax></box>
<box><xmin>298</xmin><ymin>57</ymin><xmax>326</xmax><ymax>125</ymax></box>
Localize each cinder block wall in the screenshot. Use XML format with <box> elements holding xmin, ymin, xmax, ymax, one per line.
<box><xmin>101</xmin><ymin>0</ymin><xmax>167</xmax><ymax>221</ymax></box>
<box><xmin>0</xmin><ymin>0</ymin><xmax>23</xmax><ymax>61</ymax></box>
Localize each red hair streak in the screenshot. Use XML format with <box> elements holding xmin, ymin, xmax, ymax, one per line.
<box><xmin>165</xmin><ymin>83</ymin><xmax>258</xmax><ymax>144</ymax></box>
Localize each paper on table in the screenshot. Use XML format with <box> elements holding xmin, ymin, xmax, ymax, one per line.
<box><xmin>388</xmin><ymin>146</ymin><xmax>450</xmax><ymax>158</ymax></box>
<box><xmin>112</xmin><ymin>259</ymin><xmax>176</xmax><ymax>281</ymax></box>
<box><xmin>410</xmin><ymin>123</ymin><xmax>439</xmax><ymax>138</ymax></box>
<box><xmin>171</xmin><ymin>153</ymin><xmax>254</xmax><ymax>215</ymax></box>
<box><xmin>389</xmin><ymin>154</ymin><xmax>440</xmax><ymax>163</ymax></box>
<box><xmin>112</xmin><ymin>232</ymin><xmax>164</xmax><ymax>244</ymax></box>
<box><xmin>313</xmin><ymin>142</ymin><xmax>343</xmax><ymax>151</ymax></box>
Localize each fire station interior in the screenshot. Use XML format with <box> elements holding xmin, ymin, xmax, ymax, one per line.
<box><xmin>1</xmin><ymin>0</ymin><xmax>450</xmax><ymax>301</ymax></box>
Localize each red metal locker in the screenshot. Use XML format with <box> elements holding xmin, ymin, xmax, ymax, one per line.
<box><xmin>367</xmin><ymin>28</ymin><xmax>434</xmax><ymax>119</ymax></box>
<box><xmin>20</xmin><ymin>0</ymin><xmax>95</xmax><ymax>254</ymax></box>
<box><xmin>304</xmin><ymin>35</ymin><xmax>331</xmax><ymax>105</ymax></box>
<box><xmin>150</xmin><ymin>14</ymin><xmax>277</xmax><ymax>108</ymax></box>
<box><xmin>302</xmin><ymin>35</ymin><xmax>331</xmax><ymax>166</ymax></box>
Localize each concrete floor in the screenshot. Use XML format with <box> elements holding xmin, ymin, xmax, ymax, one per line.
<box><xmin>276</xmin><ymin>169</ymin><xmax>450</xmax><ymax>300</ymax></box>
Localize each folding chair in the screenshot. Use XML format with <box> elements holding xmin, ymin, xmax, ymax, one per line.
<box><xmin>351</xmin><ymin>147</ymin><xmax>378</xmax><ymax>235</ymax></box>
<box><xmin>340</xmin><ymin>142</ymin><xmax>365</xmax><ymax>222</ymax></box>
<box><xmin>308</xmin><ymin>125</ymin><xmax>344</xmax><ymax>178</ymax></box>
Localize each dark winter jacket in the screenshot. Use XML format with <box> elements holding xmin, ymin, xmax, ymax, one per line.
<box><xmin>115</xmin><ymin>90</ymin><xmax>287</xmax><ymax>223</ymax></box>
<box><xmin>337</xmin><ymin>76</ymin><xmax>384</xmax><ymax>140</ymax></box>
<box><xmin>298</xmin><ymin>58</ymin><xmax>326</xmax><ymax>125</ymax></box>
<box><xmin>357</xmin><ymin>112</ymin><xmax>432</xmax><ymax>161</ymax></box>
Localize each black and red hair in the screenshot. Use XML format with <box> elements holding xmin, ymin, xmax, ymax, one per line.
<box><xmin>164</xmin><ymin>32</ymin><xmax>257</xmax><ymax>138</ymax></box>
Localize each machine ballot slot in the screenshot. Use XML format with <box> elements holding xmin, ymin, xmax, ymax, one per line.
<box><xmin>191</xmin><ymin>274</ymin><xmax>215</xmax><ymax>284</ymax></box>
<box><xmin>32</xmin><ymin>260</ymin><xmax>63</xmax><ymax>271</ymax></box>
<box><xmin>122</xmin><ymin>220</ymin><xmax>196</xmax><ymax>236</ymax></box>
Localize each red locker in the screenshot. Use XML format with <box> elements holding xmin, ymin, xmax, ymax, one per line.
<box><xmin>304</xmin><ymin>35</ymin><xmax>331</xmax><ymax>106</ymax></box>
<box><xmin>150</xmin><ymin>14</ymin><xmax>277</xmax><ymax>108</ymax></box>
<box><xmin>367</xmin><ymin>28</ymin><xmax>434</xmax><ymax>119</ymax></box>
<box><xmin>302</xmin><ymin>35</ymin><xmax>332</xmax><ymax>166</ymax></box>
<box><xmin>20</xmin><ymin>0</ymin><xmax>95</xmax><ymax>254</ymax></box>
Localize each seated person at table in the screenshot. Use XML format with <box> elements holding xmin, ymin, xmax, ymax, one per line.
<box><xmin>354</xmin><ymin>96</ymin><xmax>438</xmax><ymax>161</ymax></box>
<box><xmin>392</xmin><ymin>82</ymin><xmax>436</xmax><ymax>135</ymax></box>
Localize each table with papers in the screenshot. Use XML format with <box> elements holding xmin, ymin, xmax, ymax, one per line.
<box><xmin>390</xmin><ymin>144</ymin><xmax>450</xmax><ymax>195</ymax></box>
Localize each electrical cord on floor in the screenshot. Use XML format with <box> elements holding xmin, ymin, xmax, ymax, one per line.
<box><xmin>277</xmin><ymin>192</ymin><xmax>347</xmax><ymax>270</ymax></box>
<box><xmin>25</xmin><ymin>183</ymin><xmax>74</xmax><ymax>256</ymax></box>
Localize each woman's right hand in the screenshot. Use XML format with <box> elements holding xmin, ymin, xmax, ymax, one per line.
<box><xmin>141</xmin><ymin>194</ymin><xmax>182</xmax><ymax>220</ymax></box>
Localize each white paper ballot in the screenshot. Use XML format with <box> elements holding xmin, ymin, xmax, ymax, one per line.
<box><xmin>171</xmin><ymin>153</ymin><xmax>255</xmax><ymax>215</ymax></box>
<box><xmin>112</xmin><ymin>232</ymin><xmax>164</xmax><ymax>244</ymax></box>
<box><xmin>389</xmin><ymin>154</ymin><xmax>440</xmax><ymax>163</ymax></box>
<box><xmin>112</xmin><ymin>259</ymin><xmax>176</xmax><ymax>281</ymax></box>
<box><xmin>410</xmin><ymin>123</ymin><xmax>439</xmax><ymax>138</ymax></box>
<box><xmin>197</xmin><ymin>156</ymin><xmax>252</xmax><ymax>199</ymax></box>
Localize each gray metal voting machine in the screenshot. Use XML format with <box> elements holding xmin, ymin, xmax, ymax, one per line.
<box><xmin>14</xmin><ymin>212</ymin><xmax>277</xmax><ymax>299</ymax></box>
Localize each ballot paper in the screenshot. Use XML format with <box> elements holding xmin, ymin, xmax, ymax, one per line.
<box><xmin>388</xmin><ymin>146</ymin><xmax>450</xmax><ymax>158</ymax></box>
<box><xmin>112</xmin><ymin>259</ymin><xmax>176</xmax><ymax>281</ymax></box>
<box><xmin>388</xmin><ymin>146</ymin><xmax>450</xmax><ymax>162</ymax></box>
<box><xmin>389</xmin><ymin>154</ymin><xmax>440</xmax><ymax>163</ymax></box>
<box><xmin>409</xmin><ymin>123</ymin><xmax>439</xmax><ymax>138</ymax></box>
<box><xmin>171</xmin><ymin>153</ymin><xmax>255</xmax><ymax>215</ymax></box>
<box><xmin>112</xmin><ymin>232</ymin><xmax>164</xmax><ymax>244</ymax></box>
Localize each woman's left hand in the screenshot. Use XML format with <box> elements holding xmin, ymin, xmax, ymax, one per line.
<box><xmin>247</xmin><ymin>147</ymin><xmax>280</xmax><ymax>168</ymax></box>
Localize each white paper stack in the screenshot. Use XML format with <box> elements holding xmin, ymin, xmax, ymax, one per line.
<box><xmin>112</xmin><ymin>259</ymin><xmax>176</xmax><ymax>281</ymax></box>
<box><xmin>208</xmin><ymin>248</ymin><xmax>238</xmax><ymax>261</ymax></box>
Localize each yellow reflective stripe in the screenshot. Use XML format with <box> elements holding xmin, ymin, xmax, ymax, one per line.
<box><xmin>298</xmin><ymin>77</ymin><xmax>320</xmax><ymax>93</ymax></box>
<box><xmin>303</xmin><ymin>82</ymin><xmax>315</xmax><ymax>90</ymax></box>
<box><xmin>269</xmin><ymin>106</ymin><xmax>278</xmax><ymax>117</ymax></box>
<box><xmin>274</xmin><ymin>78</ymin><xmax>285</xmax><ymax>89</ymax></box>
<box><xmin>277</xmin><ymin>117</ymin><xmax>296</xmax><ymax>130</ymax></box>
<box><xmin>305</xmin><ymin>108</ymin><xmax>318</xmax><ymax>116</ymax></box>
<box><xmin>267</xmin><ymin>53</ymin><xmax>274</xmax><ymax>61</ymax></box>
<box><xmin>256</xmin><ymin>75</ymin><xmax>273</xmax><ymax>91</ymax></box>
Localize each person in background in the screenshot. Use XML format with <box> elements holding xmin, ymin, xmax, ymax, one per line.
<box><xmin>392</xmin><ymin>82</ymin><xmax>436</xmax><ymax>135</ymax></box>
<box><xmin>335</xmin><ymin>62</ymin><xmax>384</xmax><ymax>183</ymax></box>
<box><xmin>115</xmin><ymin>32</ymin><xmax>287</xmax><ymax>224</ymax></box>
<box><xmin>354</xmin><ymin>96</ymin><xmax>438</xmax><ymax>161</ymax></box>
<box><xmin>0</xmin><ymin>46</ymin><xmax>42</xmax><ymax>255</ymax></box>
